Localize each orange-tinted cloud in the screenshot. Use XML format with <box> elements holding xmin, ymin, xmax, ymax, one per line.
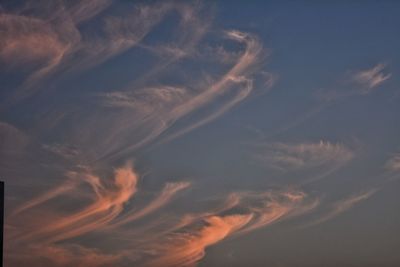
<box><xmin>143</xmin><ymin>214</ymin><xmax>253</xmax><ymax>267</ymax></box>
<box><xmin>138</xmin><ymin>189</ymin><xmax>314</xmax><ymax>267</ymax></box>
<box><xmin>1</xmin><ymin>0</ymin><xmax>210</xmax><ymax>102</ymax></box>
<box><xmin>160</xmin><ymin>30</ymin><xmax>263</xmax><ymax>143</ymax></box>
<box><xmin>11</xmin><ymin>179</ymin><xmax>77</xmax><ymax>217</ymax></box>
<box><xmin>6</xmin><ymin>158</ymin><xmax>316</xmax><ymax>267</ymax></box>
<box><xmin>17</xmin><ymin>163</ymin><xmax>138</xmax><ymax>243</ymax></box>
<box><xmin>6</xmin><ymin>243</ymin><xmax>122</xmax><ymax>267</ymax></box>
<box><xmin>7</xmin><ymin>162</ymin><xmax>196</xmax><ymax>266</ymax></box>
<box><xmin>1</xmin><ymin>2</ymin><xmax>320</xmax><ymax>267</ymax></box>
<box><xmin>111</xmin><ymin>181</ymin><xmax>191</xmax><ymax>228</ymax></box>
<box><xmin>0</xmin><ymin>14</ymin><xmax>69</xmax><ymax>66</ymax></box>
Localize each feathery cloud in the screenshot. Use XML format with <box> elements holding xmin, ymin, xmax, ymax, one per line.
<box><xmin>17</xmin><ymin>163</ymin><xmax>139</xmax><ymax>243</ymax></box>
<box><xmin>7</xmin><ymin>243</ymin><xmax>122</xmax><ymax>267</ymax></box>
<box><xmin>0</xmin><ymin>2</ymin><xmax>328</xmax><ymax>267</ymax></box>
<box><xmin>351</xmin><ymin>63</ymin><xmax>391</xmax><ymax>92</ymax></box>
<box><xmin>385</xmin><ymin>153</ymin><xmax>400</xmax><ymax>172</ymax></box>
<box><xmin>306</xmin><ymin>190</ymin><xmax>377</xmax><ymax>227</ymax></box>
<box><xmin>139</xmin><ymin>189</ymin><xmax>314</xmax><ymax>267</ymax></box>
<box><xmin>110</xmin><ymin>181</ymin><xmax>191</xmax><ymax>228</ymax></box>
<box><xmin>91</xmin><ymin>29</ymin><xmax>264</xmax><ymax>160</ymax></box>
<box><xmin>7</xmin><ymin>162</ymin><xmax>315</xmax><ymax>267</ymax></box>
<box><xmin>144</xmin><ymin>214</ymin><xmax>253</xmax><ymax>267</ymax></box>
<box><xmin>255</xmin><ymin>140</ymin><xmax>354</xmax><ymax>171</ymax></box>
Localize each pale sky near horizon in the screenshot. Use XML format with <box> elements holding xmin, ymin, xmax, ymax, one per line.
<box><xmin>1</xmin><ymin>1</ymin><xmax>400</xmax><ymax>266</ymax></box>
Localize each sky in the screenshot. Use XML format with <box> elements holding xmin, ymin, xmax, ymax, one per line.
<box><xmin>1</xmin><ymin>1</ymin><xmax>400</xmax><ymax>266</ymax></box>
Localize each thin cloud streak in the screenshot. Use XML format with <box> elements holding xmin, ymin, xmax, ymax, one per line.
<box><xmin>141</xmin><ymin>189</ymin><xmax>315</xmax><ymax>267</ymax></box>
<box><xmin>255</xmin><ymin>140</ymin><xmax>354</xmax><ymax>171</ymax></box>
<box><xmin>351</xmin><ymin>63</ymin><xmax>391</xmax><ymax>92</ymax></box>
<box><xmin>6</xmin><ymin>162</ymin><xmax>194</xmax><ymax>266</ymax></box>
<box><xmin>106</xmin><ymin>30</ymin><xmax>264</xmax><ymax>159</ymax></box>
<box><xmin>110</xmin><ymin>181</ymin><xmax>191</xmax><ymax>228</ymax></box>
<box><xmin>1</xmin><ymin>1</ymin><xmax>208</xmax><ymax>101</ymax></box>
<box><xmin>7</xmin><ymin>162</ymin><xmax>316</xmax><ymax>267</ymax></box>
<box><xmin>3</xmin><ymin>1</ymin><xmax>396</xmax><ymax>266</ymax></box>
<box><xmin>11</xmin><ymin>179</ymin><xmax>78</xmax><ymax>217</ymax></box>
<box><xmin>7</xmin><ymin>243</ymin><xmax>122</xmax><ymax>267</ymax></box>
<box><xmin>385</xmin><ymin>153</ymin><xmax>400</xmax><ymax>172</ymax></box>
<box><xmin>1</xmin><ymin>0</ymin><xmax>265</xmax><ymax>165</ymax></box>
<box><xmin>15</xmin><ymin>163</ymin><xmax>139</xmax><ymax>243</ymax></box>
<box><xmin>144</xmin><ymin>214</ymin><xmax>253</xmax><ymax>267</ymax></box>
<box><xmin>305</xmin><ymin>190</ymin><xmax>377</xmax><ymax>227</ymax></box>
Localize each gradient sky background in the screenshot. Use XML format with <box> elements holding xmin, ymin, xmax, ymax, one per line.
<box><xmin>1</xmin><ymin>1</ymin><xmax>400</xmax><ymax>266</ymax></box>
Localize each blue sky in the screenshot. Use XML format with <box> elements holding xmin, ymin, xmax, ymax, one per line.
<box><xmin>1</xmin><ymin>1</ymin><xmax>400</xmax><ymax>266</ymax></box>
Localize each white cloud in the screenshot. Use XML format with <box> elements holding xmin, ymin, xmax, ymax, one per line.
<box><xmin>385</xmin><ymin>153</ymin><xmax>400</xmax><ymax>172</ymax></box>
<box><xmin>256</xmin><ymin>140</ymin><xmax>354</xmax><ymax>171</ymax></box>
<box><xmin>352</xmin><ymin>63</ymin><xmax>391</xmax><ymax>92</ymax></box>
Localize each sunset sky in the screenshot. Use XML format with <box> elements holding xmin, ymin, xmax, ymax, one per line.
<box><xmin>1</xmin><ymin>1</ymin><xmax>400</xmax><ymax>266</ymax></box>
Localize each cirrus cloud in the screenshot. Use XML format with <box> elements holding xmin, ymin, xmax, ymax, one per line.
<box><xmin>351</xmin><ymin>63</ymin><xmax>391</xmax><ymax>93</ymax></box>
<box><xmin>255</xmin><ymin>140</ymin><xmax>354</xmax><ymax>171</ymax></box>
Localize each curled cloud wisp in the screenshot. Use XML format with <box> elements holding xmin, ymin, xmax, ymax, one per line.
<box><xmin>148</xmin><ymin>31</ymin><xmax>264</xmax><ymax>147</ymax></box>
<box><xmin>110</xmin><ymin>181</ymin><xmax>191</xmax><ymax>228</ymax></box>
<box><xmin>305</xmin><ymin>190</ymin><xmax>377</xmax><ymax>227</ymax></box>
<box><xmin>1</xmin><ymin>1</ymin><xmax>266</xmax><ymax>164</ymax></box>
<box><xmin>1</xmin><ymin>1</ymin><xmax>207</xmax><ymax>101</ymax></box>
<box><xmin>255</xmin><ymin>140</ymin><xmax>354</xmax><ymax>175</ymax></box>
<box><xmin>98</xmin><ymin>30</ymin><xmax>264</xmax><ymax>160</ymax></box>
<box><xmin>144</xmin><ymin>214</ymin><xmax>253</xmax><ymax>267</ymax></box>
<box><xmin>15</xmin><ymin>163</ymin><xmax>139</xmax><ymax>243</ymax></box>
<box><xmin>351</xmin><ymin>63</ymin><xmax>391</xmax><ymax>92</ymax></box>
<box><xmin>7</xmin><ymin>162</ymin><xmax>193</xmax><ymax>266</ymax></box>
<box><xmin>385</xmin><ymin>153</ymin><xmax>400</xmax><ymax>173</ymax></box>
<box><xmin>6</xmin><ymin>156</ymin><xmax>317</xmax><ymax>267</ymax></box>
<box><xmin>139</xmin><ymin>189</ymin><xmax>315</xmax><ymax>267</ymax></box>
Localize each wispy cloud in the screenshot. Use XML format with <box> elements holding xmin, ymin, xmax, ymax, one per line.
<box><xmin>144</xmin><ymin>214</ymin><xmax>253</xmax><ymax>267</ymax></box>
<box><xmin>1</xmin><ymin>0</ymin><xmax>267</xmax><ymax>163</ymax></box>
<box><xmin>0</xmin><ymin>14</ymin><xmax>72</xmax><ymax>68</ymax></box>
<box><xmin>351</xmin><ymin>63</ymin><xmax>391</xmax><ymax>92</ymax></box>
<box><xmin>0</xmin><ymin>0</ymin><xmax>210</xmax><ymax>101</ymax></box>
<box><xmin>110</xmin><ymin>181</ymin><xmax>191</xmax><ymax>228</ymax></box>
<box><xmin>16</xmin><ymin>163</ymin><xmax>139</xmax><ymax>243</ymax></box>
<box><xmin>3</xmin><ymin>1</ymin><xmax>386</xmax><ymax>266</ymax></box>
<box><xmin>0</xmin><ymin>12</ymin><xmax>78</xmax><ymax>96</ymax></box>
<box><xmin>141</xmin><ymin>189</ymin><xmax>315</xmax><ymax>267</ymax></box>
<box><xmin>255</xmin><ymin>140</ymin><xmax>354</xmax><ymax>171</ymax></box>
<box><xmin>156</xmin><ymin>30</ymin><xmax>264</xmax><ymax>144</ymax></box>
<box><xmin>7</xmin><ymin>243</ymin><xmax>122</xmax><ymax>267</ymax></box>
<box><xmin>99</xmin><ymin>86</ymin><xmax>188</xmax><ymax>110</ymax></box>
<box><xmin>385</xmin><ymin>153</ymin><xmax>400</xmax><ymax>172</ymax></box>
<box><xmin>0</xmin><ymin>122</ymin><xmax>29</xmax><ymax>153</ymax></box>
<box><xmin>42</xmin><ymin>143</ymin><xmax>80</xmax><ymax>159</ymax></box>
<box><xmin>11</xmin><ymin>177</ymin><xmax>78</xmax><ymax>217</ymax></box>
<box><xmin>92</xmin><ymin>29</ymin><xmax>265</xmax><ymax>160</ymax></box>
<box><xmin>305</xmin><ymin>190</ymin><xmax>377</xmax><ymax>227</ymax></box>
<box><xmin>68</xmin><ymin>0</ymin><xmax>114</xmax><ymax>23</ymax></box>
<box><xmin>7</xmin><ymin>160</ymin><xmax>315</xmax><ymax>267</ymax></box>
